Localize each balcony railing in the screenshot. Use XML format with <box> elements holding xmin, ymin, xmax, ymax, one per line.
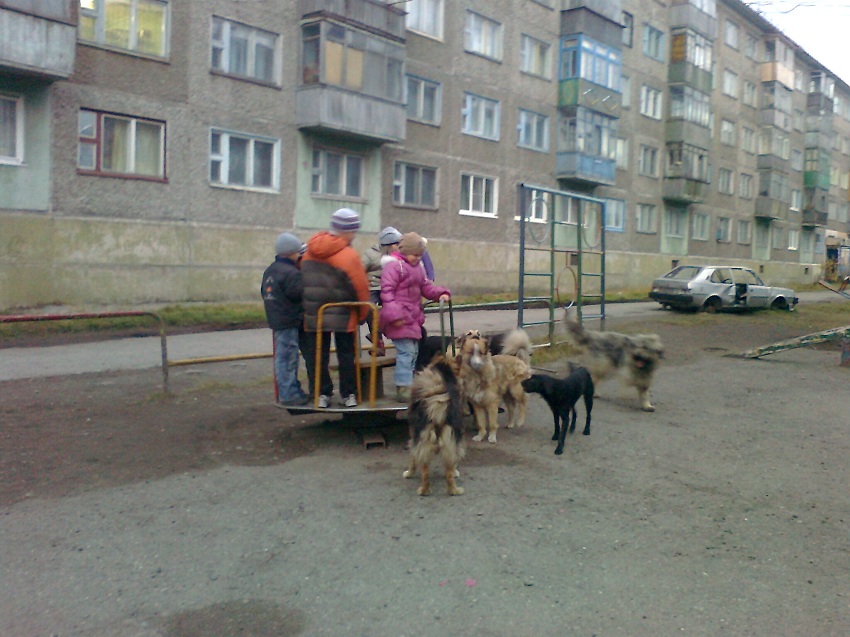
<box><xmin>555</xmin><ymin>152</ymin><xmax>616</xmax><ymax>186</ymax></box>
<box><xmin>0</xmin><ymin>1</ymin><xmax>76</xmax><ymax>79</ymax></box>
<box><xmin>299</xmin><ymin>0</ymin><xmax>406</xmax><ymax>40</ymax></box>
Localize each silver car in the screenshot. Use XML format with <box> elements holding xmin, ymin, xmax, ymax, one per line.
<box><xmin>649</xmin><ymin>265</ymin><xmax>798</xmax><ymax>312</ymax></box>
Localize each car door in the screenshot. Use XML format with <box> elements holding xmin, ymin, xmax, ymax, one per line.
<box><xmin>736</xmin><ymin>268</ymin><xmax>770</xmax><ymax>308</ymax></box>
<box><xmin>708</xmin><ymin>267</ymin><xmax>736</xmax><ymax>306</ymax></box>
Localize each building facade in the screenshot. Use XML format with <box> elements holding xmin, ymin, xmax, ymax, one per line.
<box><xmin>1</xmin><ymin>0</ymin><xmax>849</xmax><ymax>310</ymax></box>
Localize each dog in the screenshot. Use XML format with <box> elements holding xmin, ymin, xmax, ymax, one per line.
<box><xmin>403</xmin><ymin>356</ymin><xmax>466</xmax><ymax>496</ymax></box>
<box><xmin>455</xmin><ymin>330</ymin><xmax>531</xmax><ymax>443</ymax></box>
<box><xmin>415</xmin><ymin>325</ymin><xmax>455</xmax><ymax>371</ymax></box>
<box><xmin>416</xmin><ymin>327</ymin><xmax>532</xmax><ymax>371</ymax></box>
<box><xmin>522</xmin><ymin>366</ymin><xmax>594</xmax><ymax>455</ymax></box>
<box><xmin>562</xmin><ymin>312</ymin><xmax>663</xmax><ymax>412</ymax></box>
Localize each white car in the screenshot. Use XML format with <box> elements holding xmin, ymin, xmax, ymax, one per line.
<box><xmin>649</xmin><ymin>265</ymin><xmax>798</xmax><ymax>312</ymax></box>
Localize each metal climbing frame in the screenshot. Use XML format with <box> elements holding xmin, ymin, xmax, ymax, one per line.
<box><xmin>517</xmin><ymin>183</ymin><xmax>607</xmax><ymax>345</ymax></box>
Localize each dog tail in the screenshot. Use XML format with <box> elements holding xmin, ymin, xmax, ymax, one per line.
<box><xmin>499</xmin><ymin>329</ymin><xmax>533</xmax><ymax>364</ymax></box>
<box><xmin>562</xmin><ymin>311</ymin><xmax>591</xmax><ymax>347</ymax></box>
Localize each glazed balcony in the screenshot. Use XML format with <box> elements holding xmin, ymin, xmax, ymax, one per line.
<box><xmin>299</xmin><ymin>0</ymin><xmax>405</xmax><ymax>40</ymax></box>
<box><xmin>555</xmin><ymin>152</ymin><xmax>616</xmax><ymax>186</ymax></box>
<box><xmin>0</xmin><ymin>0</ymin><xmax>76</xmax><ymax>79</ymax></box>
<box><xmin>669</xmin><ymin>0</ymin><xmax>717</xmax><ymax>38</ymax></box>
<box><xmin>558</xmin><ymin>79</ymin><xmax>621</xmax><ymax>118</ymax></box>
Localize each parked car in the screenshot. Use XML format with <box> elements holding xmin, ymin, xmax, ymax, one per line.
<box><xmin>649</xmin><ymin>265</ymin><xmax>798</xmax><ymax>312</ymax></box>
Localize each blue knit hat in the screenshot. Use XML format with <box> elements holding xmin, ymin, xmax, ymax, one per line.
<box><xmin>379</xmin><ymin>226</ymin><xmax>402</xmax><ymax>246</ymax></box>
<box><xmin>330</xmin><ymin>208</ymin><xmax>361</xmax><ymax>232</ymax></box>
<box><xmin>274</xmin><ymin>232</ymin><xmax>304</xmax><ymax>256</ymax></box>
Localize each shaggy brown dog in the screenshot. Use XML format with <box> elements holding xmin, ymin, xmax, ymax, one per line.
<box><xmin>563</xmin><ymin>312</ymin><xmax>663</xmax><ymax>411</ymax></box>
<box><xmin>403</xmin><ymin>357</ymin><xmax>465</xmax><ymax>496</ymax></box>
<box><xmin>455</xmin><ymin>331</ymin><xmax>531</xmax><ymax>443</ymax></box>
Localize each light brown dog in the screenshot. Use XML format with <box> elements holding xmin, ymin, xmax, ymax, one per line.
<box><xmin>403</xmin><ymin>357</ymin><xmax>465</xmax><ymax>496</ymax></box>
<box><xmin>455</xmin><ymin>331</ymin><xmax>531</xmax><ymax>443</ymax></box>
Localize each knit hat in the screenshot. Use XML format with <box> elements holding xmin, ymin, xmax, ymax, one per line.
<box><xmin>379</xmin><ymin>226</ymin><xmax>402</xmax><ymax>246</ymax></box>
<box><xmin>398</xmin><ymin>232</ymin><xmax>427</xmax><ymax>256</ymax></box>
<box><xmin>274</xmin><ymin>232</ymin><xmax>304</xmax><ymax>257</ymax></box>
<box><xmin>330</xmin><ymin>207</ymin><xmax>361</xmax><ymax>232</ymax></box>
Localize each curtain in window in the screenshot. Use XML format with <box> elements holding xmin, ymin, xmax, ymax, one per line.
<box><xmin>135</xmin><ymin>121</ymin><xmax>162</xmax><ymax>177</ymax></box>
<box><xmin>0</xmin><ymin>98</ymin><xmax>16</xmax><ymax>158</ymax></box>
<box><xmin>253</xmin><ymin>141</ymin><xmax>273</xmax><ymax>188</ymax></box>
<box><xmin>103</xmin><ymin>117</ymin><xmax>130</xmax><ymax>173</ymax></box>
<box><xmin>228</xmin><ymin>137</ymin><xmax>248</xmax><ymax>185</ymax></box>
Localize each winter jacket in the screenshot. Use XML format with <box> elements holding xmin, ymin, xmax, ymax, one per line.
<box><xmin>361</xmin><ymin>244</ymin><xmax>386</xmax><ymax>292</ymax></box>
<box><xmin>260</xmin><ymin>256</ymin><xmax>303</xmax><ymax>331</ymax></box>
<box><xmin>379</xmin><ymin>253</ymin><xmax>450</xmax><ymax>340</ymax></box>
<box><xmin>301</xmin><ymin>231</ymin><xmax>370</xmax><ymax>333</ymax></box>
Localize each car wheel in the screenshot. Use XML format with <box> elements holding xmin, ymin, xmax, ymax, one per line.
<box><xmin>703</xmin><ymin>297</ymin><xmax>722</xmax><ymax>313</ymax></box>
<box><xmin>771</xmin><ymin>297</ymin><xmax>789</xmax><ymax>311</ymax></box>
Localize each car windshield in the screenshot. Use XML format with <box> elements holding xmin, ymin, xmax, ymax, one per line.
<box><xmin>663</xmin><ymin>266</ymin><xmax>702</xmax><ymax>280</ymax></box>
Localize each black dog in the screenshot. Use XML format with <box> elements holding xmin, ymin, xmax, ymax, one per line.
<box><xmin>416</xmin><ymin>326</ymin><xmax>454</xmax><ymax>371</ymax></box>
<box><xmin>522</xmin><ymin>367</ymin><xmax>594</xmax><ymax>455</ymax></box>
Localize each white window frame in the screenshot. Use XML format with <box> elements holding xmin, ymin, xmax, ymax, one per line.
<box><xmin>460</xmin><ymin>172</ymin><xmax>498</xmax><ymax>217</ymax></box>
<box><xmin>636</xmin><ymin>203</ymin><xmax>657</xmax><ymax>233</ymax></box>
<box><xmin>639</xmin><ymin>85</ymin><xmax>663</xmax><ymax>120</ymax></box>
<box><xmin>211</xmin><ymin>16</ymin><xmax>280</xmax><ymax>84</ymax></box>
<box><xmin>788</xmin><ymin>228</ymin><xmax>799</xmax><ymax>251</ymax></box>
<box><xmin>393</xmin><ymin>161</ymin><xmax>437</xmax><ymax>208</ymax></box>
<box><xmin>739</xmin><ymin>173</ymin><xmax>753</xmax><ymax>199</ymax></box>
<box><xmin>406</xmin><ymin>0</ymin><xmax>444</xmax><ymax>40</ymax></box>
<box><xmin>724</xmin><ymin>19</ymin><xmax>739</xmax><ymax>49</ymax></box>
<box><xmin>462</xmin><ymin>93</ymin><xmax>500</xmax><ymax>141</ymax></box>
<box><xmin>604</xmin><ymin>198</ymin><xmax>625</xmax><ymax>231</ymax></box>
<box><xmin>720</xmin><ymin>119</ymin><xmax>736</xmax><ymax>146</ymax></box>
<box><xmin>311</xmin><ymin>147</ymin><xmax>364</xmax><ymax>200</ymax></box>
<box><xmin>742</xmin><ymin>126</ymin><xmax>756</xmax><ymax>154</ymax></box>
<box><xmin>520</xmin><ymin>34</ymin><xmax>551</xmax><ymax>79</ymax></box>
<box><xmin>464</xmin><ymin>11</ymin><xmax>503</xmax><ymax>61</ymax></box>
<box><xmin>643</xmin><ymin>24</ymin><xmax>664</xmax><ymax>61</ymax></box>
<box><xmin>406</xmin><ymin>75</ymin><xmax>441</xmax><ymax>125</ymax></box>
<box><xmin>722</xmin><ymin>69</ymin><xmax>738</xmax><ymax>98</ymax></box>
<box><xmin>664</xmin><ymin>207</ymin><xmax>685</xmax><ymax>238</ymax></box>
<box><xmin>209</xmin><ymin>128</ymin><xmax>279</xmax><ymax>191</ymax></box>
<box><xmin>790</xmin><ymin>189</ymin><xmax>802</xmax><ymax>211</ymax></box>
<box><xmin>517</xmin><ymin>109</ymin><xmax>549</xmax><ymax>152</ymax></box>
<box><xmin>737</xmin><ymin>219</ymin><xmax>752</xmax><ymax>244</ymax></box>
<box><xmin>0</xmin><ymin>94</ymin><xmax>24</xmax><ymax>165</ymax></box>
<box><xmin>743</xmin><ymin>81</ymin><xmax>757</xmax><ymax>107</ymax></box>
<box><xmin>692</xmin><ymin>211</ymin><xmax>709</xmax><ymax>240</ymax></box>
<box><xmin>78</xmin><ymin>109</ymin><xmax>165</xmax><ymax>178</ymax></box>
<box><xmin>717</xmin><ymin>217</ymin><xmax>731</xmax><ymax>242</ymax></box>
<box><xmin>517</xmin><ymin>188</ymin><xmax>552</xmax><ymax>224</ymax></box>
<box><xmin>79</xmin><ymin>0</ymin><xmax>170</xmax><ymax>57</ymax></box>
<box><xmin>638</xmin><ymin>144</ymin><xmax>658</xmax><ymax>177</ymax></box>
<box><xmin>718</xmin><ymin>168</ymin><xmax>734</xmax><ymax>195</ymax></box>
<box><xmin>615</xmin><ymin>137</ymin><xmax>629</xmax><ymax>169</ymax></box>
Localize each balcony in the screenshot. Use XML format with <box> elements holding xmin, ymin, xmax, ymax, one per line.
<box><xmin>296</xmin><ymin>85</ymin><xmax>406</xmax><ymax>144</ymax></box>
<box><xmin>804</xmin><ymin>170</ymin><xmax>830</xmax><ymax>190</ymax></box>
<box><xmin>669</xmin><ymin>1</ymin><xmax>717</xmax><ymax>38</ymax></box>
<box><xmin>663</xmin><ymin>177</ymin><xmax>706</xmax><ymax>204</ymax></box>
<box><xmin>299</xmin><ymin>0</ymin><xmax>405</xmax><ymax>40</ymax></box>
<box><xmin>558</xmin><ymin>79</ymin><xmax>621</xmax><ymax>117</ymax></box>
<box><xmin>801</xmin><ymin>208</ymin><xmax>828</xmax><ymax>227</ymax></box>
<box><xmin>555</xmin><ymin>152</ymin><xmax>616</xmax><ymax>186</ymax></box>
<box><xmin>665</xmin><ymin>120</ymin><xmax>711</xmax><ymax>149</ymax></box>
<box><xmin>807</xmin><ymin>92</ymin><xmax>833</xmax><ymax>115</ymax></box>
<box><xmin>755</xmin><ymin>196</ymin><xmax>788</xmax><ymax>221</ymax></box>
<box><xmin>0</xmin><ymin>1</ymin><xmax>76</xmax><ymax>79</ymax></box>
<box><xmin>668</xmin><ymin>61</ymin><xmax>712</xmax><ymax>94</ymax></box>
<box><xmin>760</xmin><ymin>62</ymin><xmax>794</xmax><ymax>90</ymax></box>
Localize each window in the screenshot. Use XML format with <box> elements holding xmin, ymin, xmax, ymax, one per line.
<box><xmin>720</xmin><ymin>119</ymin><xmax>736</xmax><ymax>146</ymax></box>
<box><xmin>636</xmin><ymin>203</ymin><xmax>657</xmax><ymax>233</ymax></box>
<box><xmin>520</xmin><ymin>34</ymin><xmax>551</xmax><ymax>78</ymax></box>
<box><xmin>722</xmin><ymin>69</ymin><xmax>738</xmax><ymax>98</ymax></box>
<box><xmin>666</xmin><ymin>143</ymin><xmax>710</xmax><ymax>182</ymax></box>
<box><xmin>737</xmin><ymin>219</ymin><xmax>752</xmax><ymax>244</ymax></box>
<box><xmin>79</xmin><ymin>0</ymin><xmax>168</xmax><ymax>57</ymax></box>
<box><xmin>670</xmin><ymin>28</ymin><xmax>712</xmax><ymax>72</ymax></box>
<box><xmin>406</xmin><ymin>0</ymin><xmax>443</xmax><ymax>39</ymax></box>
<box><xmin>520</xmin><ymin>189</ymin><xmax>551</xmax><ymax>223</ymax></box>
<box><xmin>78</xmin><ymin>109</ymin><xmax>165</xmax><ymax>178</ymax></box>
<box><xmin>724</xmin><ymin>19</ymin><xmax>739</xmax><ymax>49</ymax></box>
<box><xmin>211</xmin><ymin>17</ymin><xmax>278</xmax><ymax>84</ymax></box>
<box><xmin>462</xmin><ymin>93</ymin><xmax>500</xmax><ymax>140</ymax></box>
<box><xmin>0</xmin><ymin>94</ymin><xmax>23</xmax><ymax>164</ymax></box>
<box><xmin>669</xmin><ymin>85</ymin><xmax>711</xmax><ymax>127</ymax></box>
<box><xmin>460</xmin><ymin>173</ymin><xmax>497</xmax><ymax>217</ymax></box>
<box><xmin>742</xmin><ymin>126</ymin><xmax>756</xmax><ymax>153</ymax></box>
<box><xmin>718</xmin><ymin>168</ymin><xmax>734</xmax><ymax>194</ymax></box>
<box><xmin>772</xmin><ymin>226</ymin><xmax>783</xmax><ymax>249</ymax></box>
<box><xmin>406</xmin><ymin>75</ymin><xmax>441</xmax><ymax>125</ymax></box>
<box><xmin>692</xmin><ymin>211</ymin><xmax>709</xmax><ymax>240</ymax></box>
<box><xmin>639</xmin><ymin>85</ymin><xmax>663</xmax><ymax>119</ymax></box>
<box><xmin>465</xmin><ymin>11</ymin><xmax>503</xmax><ymax>60</ymax></box>
<box><xmin>745</xmin><ymin>32</ymin><xmax>758</xmax><ymax>59</ymax></box>
<box><xmin>301</xmin><ymin>23</ymin><xmax>404</xmax><ymax>102</ymax></box>
<box><xmin>517</xmin><ymin>109</ymin><xmax>549</xmax><ymax>151</ymax></box>
<box><xmin>560</xmin><ymin>36</ymin><xmax>621</xmax><ymax>91</ymax></box>
<box><xmin>793</xmin><ymin>109</ymin><xmax>804</xmax><ymax>131</ymax></box>
<box><xmin>788</xmin><ymin>228</ymin><xmax>799</xmax><ymax>251</ymax></box>
<box><xmin>621</xmin><ymin>75</ymin><xmax>631</xmax><ymax>108</ymax></box>
<box><xmin>643</xmin><ymin>24</ymin><xmax>664</xmax><ymax>61</ymax></box>
<box><xmin>665</xmin><ymin>207</ymin><xmax>685</xmax><ymax>237</ymax></box>
<box><xmin>393</xmin><ymin>162</ymin><xmax>436</xmax><ymax>208</ymax></box>
<box><xmin>739</xmin><ymin>173</ymin><xmax>753</xmax><ymax>199</ymax></box>
<box><xmin>311</xmin><ymin>148</ymin><xmax>363</xmax><ymax>199</ymax></box>
<box><xmin>791</xmin><ymin>149</ymin><xmax>803</xmax><ymax>171</ymax></box>
<box><xmin>717</xmin><ymin>217</ymin><xmax>731</xmax><ymax>242</ymax></box>
<box><xmin>743</xmin><ymin>81</ymin><xmax>757</xmax><ymax>107</ymax></box>
<box><xmin>557</xmin><ymin>108</ymin><xmax>616</xmax><ymax>158</ymax></box>
<box><xmin>210</xmin><ymin>129</ymin><xmax>278</xmax><ymax>190</ymax></box>
<box><xmin>615</xmin><ymin>137</ymin><xmax>629</xmax><ymax>169</ymax></box>
<box><xmin>604</xmin><ymin>198</ymin><xmax>625</xmax><ymax>231</ymax></box>
<box><xmin>638</xmin><ymin>144</ymin><xmax>658</xmax><ymax>177</ymax></box>
<box><xmin>622</xmin><ymin>12</ymin><xmax>633</xmax><ymax>47</ymax></box>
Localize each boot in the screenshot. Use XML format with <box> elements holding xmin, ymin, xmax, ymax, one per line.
<box><xmin>395</xmin><ymin>385</ymin><xmax>410</xmax><ymax>403</ymax></box>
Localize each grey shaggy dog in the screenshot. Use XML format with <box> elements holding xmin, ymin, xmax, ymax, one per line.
<box><xmin>562</xmin><ymin>311</ymin><xmax>664</xmax><ymax>412</ymax></box>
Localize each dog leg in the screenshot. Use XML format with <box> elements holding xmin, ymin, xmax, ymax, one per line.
<box><xmin>551</xmin><ymin>413</ymin><xmax>561</xmax><ymax>441</ymax></box>
<box><xmin>505</xmin><ymin>399</ymin><xmax>517</xmax><ymax>428</ymax></box>
<box><xmin>471</xmin><ymin>404</ymin><xmax>489</xmax><ymax>442</ymax></box>
<box><xmin>554</xmin><ymin>407</ymin><xmax>571</xmax><ymax>455</ymax></box>
<box><xmin>486</xmin><ymin>404</ymin><xmax>499</xmax><ymax>443</ymax></box>
<box><xmin>582</xmin><ymin>393</ymin><xmax>593</xmax><ymax>435</ymax></box>
<box><xmin>568</xmin><ymin>407</ymin><xmax>577</xmax><ymax>434</ymax></box>
<box><xmin>638</xmin><ymin>387</ymin><xmax>655</xmax><ymax>412</ymax></box>
<box><xmin>402</xmin><ymin>456</ymin><xmax>417</xmax><ymax>479</ymax></box>
<box><xmin>445</xmin><ymin>464</ymin><xmax>464</xmax><ymax>495</ymax></box>
<box><xmin>417</xmin><ymin>462</ymin><xmax>431</xmax><ymax>496</ymax></box>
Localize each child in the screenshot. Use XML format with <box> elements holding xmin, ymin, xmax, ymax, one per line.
<box><xmin>379</xmin><ymin>232</ymin><xmax>450</xmax><ymax>403</ymax></box>
<box><xmin>261</xmin><ymin>232</ymin><xmax>309</xmax><ymax>406</ymax></box>
<box><xmin>361</xmin><ymin>226</ymin><xmax>403</xmax><ymax>355</ymax></box>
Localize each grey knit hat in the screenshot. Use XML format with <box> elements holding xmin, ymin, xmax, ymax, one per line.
<box><xmin>379</xmin><ymin>226</ymin><xmax>402</xmax><ymax>246</ymax></box>
<box><xmin>330</xmin><ymin>207</ymin><xmax>361</xmax><ymax>232</ymax></box>
<box><xmin>274</xmin><ymin>232</ymin><xmax>304</xmax><ymax>257</ymax></box>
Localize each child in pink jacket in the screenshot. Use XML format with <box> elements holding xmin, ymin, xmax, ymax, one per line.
<box><xmin>379</xmin><ymin>232</ymin><xmax>450</xmax><ymax>402</ymax></box>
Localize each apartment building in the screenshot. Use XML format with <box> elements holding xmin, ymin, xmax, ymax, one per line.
<box><xmin>1</xmin><ymin>0</ymin><xmax>849</xmax><ymax>309</ymax></box>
